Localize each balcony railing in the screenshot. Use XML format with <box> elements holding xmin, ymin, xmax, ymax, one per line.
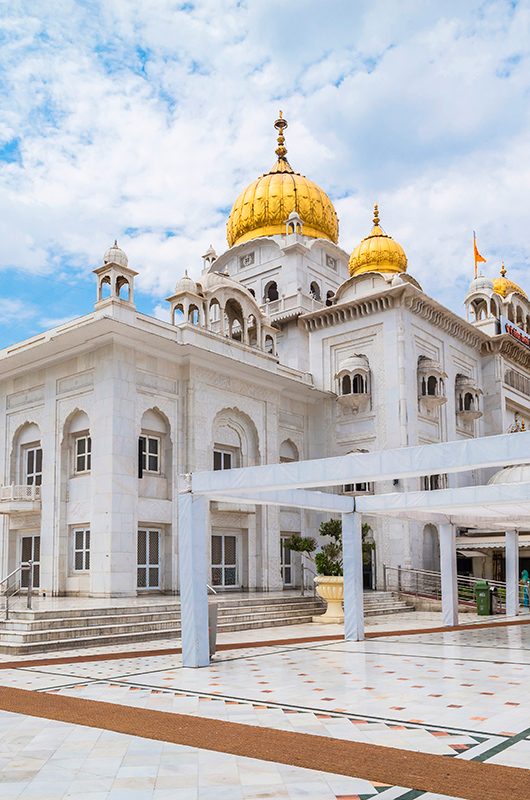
<box><xmin>0</xmin><ymin>485</ymin><xmax>41</xmax><ymax>502</ymax></box>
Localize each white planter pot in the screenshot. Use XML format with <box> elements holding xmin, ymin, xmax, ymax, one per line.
<box><xmin>313</xmin><ymin>575</ymin><xmax>344</xmax><ymax>623</ymax></box>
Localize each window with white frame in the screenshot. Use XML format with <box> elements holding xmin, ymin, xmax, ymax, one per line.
<box><xmin>24</xmin><ymin>446</ymin><xmax>42</xmax><ymax>486</ymax></box>
<box><xmin>139</xmin><ymin>435</ymin><xmax>161</xmax><ymax>475</ymax></box>
<box><xmin>213</xmin><ymin>449</ymin><xmax>233</xmax><ymax>471</ymax></box>
<box><xmin>73</xmin><ymin>528</ymin><xmax>90</xmax><ymax>571</ymax></box>
<box><xmin>74</xmin><ymin>435</ymin><xmax>91</xmax><ymax>473</ymax></box>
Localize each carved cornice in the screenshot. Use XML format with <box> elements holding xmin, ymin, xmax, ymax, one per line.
<box><xmin>301</xmin><ymin>284</ymin><xmax>484</xmax><ymax>350</ymax></box>
<box><xmin>481</xmin><ymin>334</ymin><xmax>530</xmax><ymax>369</ymax></box>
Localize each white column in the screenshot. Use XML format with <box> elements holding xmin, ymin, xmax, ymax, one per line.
<box><xmin>439</xmin><ymin>522</ymin><xmax>458</xmax><ymax>627</ymax></box>
<box><xmin>505</xmin><ymin>529</ymin><xmax>519</xmax><ymax>618</ymax></box>
<box><xmin>342</xmin><ymin>511</ymin><xmax>365</xmax><ymax>641</ymax></box>
<box><xmin>178</xmin><ymin>493</ymin><xmax>210</xmax><ymax>667</ymax></box>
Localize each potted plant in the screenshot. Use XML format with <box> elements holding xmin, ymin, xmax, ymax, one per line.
<box><xmin>313</xmin><ymin>518</ymin><xmax>345</xmax><ymax>622</ymax></box>
<box><xmin>313</xmin><ymin>519</ymin><xmax>375</xmax><ymax>623</ymax></box>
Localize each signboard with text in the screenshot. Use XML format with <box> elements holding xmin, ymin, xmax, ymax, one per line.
<box><xmin>500</xmin><ymin>315</ymin><xmax>530</xmax><ymax>350</ymax></box>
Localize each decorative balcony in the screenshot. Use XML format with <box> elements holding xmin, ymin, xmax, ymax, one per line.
<box><xmin>0</xmin><ymin>485</ymin><xmax>41</xmax><ymax>514</ymax></box>
<box><xmin>455</xmin><ymin>375</ymin><xmax>483</xmax><ymax>423</ymax></box>
<box><xmin>418</xmin><ymin>356</ymin><xmax>447</xmax><ymax>411</ymax></box>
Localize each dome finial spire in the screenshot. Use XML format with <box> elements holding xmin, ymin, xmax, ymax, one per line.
<box><xmin>500</xmin><ymin>261</ymin><xmax>507</xmax><ymax>277</ymax></box>
<box><xmin>274</xmin><ymin>110</ymin><xmax>288</xmax><ymax>159</ymax></box>
<box><xmin>373</xmin><ymin>203</ymin><xmax>380</xmax><ymax>227</ymax></box>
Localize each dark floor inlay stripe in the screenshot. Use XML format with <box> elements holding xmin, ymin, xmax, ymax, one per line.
<box><xmin>0</xmin><ymin>686</ymin><xmax>526</xmax><ymax>800</ymax></box>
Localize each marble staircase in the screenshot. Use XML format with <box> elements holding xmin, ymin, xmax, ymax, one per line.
<box><xmin>0</xmin><ymin>591</ymin><xmax>412</xmax><ymax>655</ymax></box>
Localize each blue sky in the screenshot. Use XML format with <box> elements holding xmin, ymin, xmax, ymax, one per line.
<box><xmin>1</xmin><ymin>0</ymin><xmax>530</xmax><ymax>346</ymax></box>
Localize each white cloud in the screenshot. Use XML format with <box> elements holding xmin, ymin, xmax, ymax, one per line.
<box><xmin>0</xmin><ymin>0</ymin><xmax>530</xmax><ymax>323</ymax></box>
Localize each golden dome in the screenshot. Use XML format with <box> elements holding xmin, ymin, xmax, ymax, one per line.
<box><xmin>348</xmin><ymin>204</ymin><xmax>407</xmax><ymax>277</ymax></box>
<box><xmin>226</xmin><ymin>113</ymin><xmax>339</xmax><ymax>247</ymax></box>
<box><xmin>492</xmin><ymin>263</ymin><xmax>527</xmax><ymax>299</ymax></box>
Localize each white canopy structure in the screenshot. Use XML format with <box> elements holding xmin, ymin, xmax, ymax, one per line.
<box><xmin>178</xmin><ymin>432</ymin><xmax>530</xmax><ymax>667</ymax></box>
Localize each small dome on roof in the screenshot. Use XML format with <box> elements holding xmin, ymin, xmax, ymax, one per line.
<box><xmin>174</xmin><ymin>270</ymin><xmax>198</xmax><ymax>294</ymax></box>
<box><xmin>103</xmin><ymin>240</ymin><xmax>128</xmax><ymax>268</ymax></box>
<box><xmin>492</xmin><ymin>263</ymin><xmax>527</xmax><ymax>300</ymax></box>
<box><xmin>467</xmin><ymin>273</ymin><xmax>494</xmax><ymax>295</ymax></box>
<box><xmin>348</xmin><ymin>204</ymin><xmax>407</xmax><ymax>277</ymax></box>
<box><xmin>488</xmin><ymin>464</ymin><xmax>530</xmax><ymax>485</ymax></box>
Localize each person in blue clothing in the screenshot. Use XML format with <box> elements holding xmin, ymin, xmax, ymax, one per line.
<box><xmin>521</xmin><ymin>569</ymin><xmax>529</xmax><ymax>608</ymax></box>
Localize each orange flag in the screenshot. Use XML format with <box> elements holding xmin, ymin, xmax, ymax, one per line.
<box><xmin>473</xmin><ymin>231</ymin><xmax>486</xmax><ymax>277</ymax></box>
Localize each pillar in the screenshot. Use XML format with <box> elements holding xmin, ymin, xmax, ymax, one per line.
<box><xmin>505</xmin><ymin>529</ymin><xmax>519</xmax><ymax>617</ymax></box>
<box><xmin>342</xmin><ymin>511</ymin><xmax>365</xmax><ymax>641</ymax></box>
<box><xmin>178</xmin><ymin>493</ymin><xmax>209</xmax><ymax>667</ymax></box>
<box><xmin>439</xmin><ymin>522</ymin><xmax>458</xmax><ymax>627</ymax></box>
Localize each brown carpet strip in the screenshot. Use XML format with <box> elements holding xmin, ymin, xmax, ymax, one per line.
<box><xmin>0</xmin><ymin>615</ymin><xmax>529</xmax><ymax>671</ymax></box>
<box><xmin>0</xmin><ymin>686</ymin><xmax>527</xmax><ymax>799</ymax></box>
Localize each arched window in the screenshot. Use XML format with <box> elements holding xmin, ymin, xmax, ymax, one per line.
<box><xmin>280</xmin><ymin>439</ymin><xmax>299</xmax><ymax>463</ymax></box>
<box><xmin>464</xmin><ymin>392</ymin><xmax>474</xmax><ymax>411</ymax></box>
<box><xmin>209</xmin><ymin>298</ymin><xmax>220</xmax><ymax>325</ymax></box>
<box><xmin>309</xmin><ymin>281</ymin><xmax>321</xmax><ymax>301</ymax></box>
<box><xmin>264</xmin><ymin>281</ymin><xmax>279</xmax><ymax>302</ymax></box>
<box><xmin>13</xmin><ymin>423</ymin><xmax>42</xmax><ymax>487</ymax></box>
<box><xmin>173</xmin><ymin>304</ymin><xmax>185</xmax><ymax>324</ymax></box>
<box><xmin>116</xmin><ymin>276</ymin><xmax>130</xmax><ymax>301</ymax></box>
<box><xmin>341</xmin><ymin>374</ymin><xmax>351</xmax><ymax>395</ymax></box>
<box><xmin>138</xmin><ymin>408</ymin><xmax>171</xmax><ymax>482</ymax></box>
<box><xmin>99</xmin><ymin>275</ymin><xmax>112</xmax><ymax>301</ymax></box>
<box><xmin>352</xmin><ymin>373</ymin><xmax>366</xmax><ymax>394</ymax></box>
<box><xmin>188</xmin><ymin>304</ymin><xmax>200</xmax><ymax>325</ymax></box>
<box><xmin>225</xmin><ymin>298</ymin><xmax>244</xmax><ymax>340</ymax></box>
<box><xmin>427</xmin><ymin>376</ymin><xmax>438</xmax><ymax>396</ymax></box>
<box><xmin>265</xmin><ymin>334</ymin><xmax>275</xmax><ymax>354</ymax></box>
<box><xmin>422</xmin><ymin>524</ymin><xmax>440</xmax><ymax>571</ymax></box>
<box><xmin>325</xmin><ymin>290</ymin><xmax>334</xmax><ymax>307</ymax></box>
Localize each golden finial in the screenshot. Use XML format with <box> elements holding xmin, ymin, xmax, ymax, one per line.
<box><xmin>500</xmin><ymin>262</ymin><xmax>507</xmax><ymax>277</ymax></box>
<box><xmin>373</xmin><ymin>203</ymin><xmax>380</xmax><ymax>227</ymax></box>
<box><xmin>522</xmin><ymin>419</ymin><xmax>527</xmax><ymax>431</ymax></box>
<box><xmin>274</xmin><ymin>110</ymin><xmax>288</xmax><ymax>159</ymax></box>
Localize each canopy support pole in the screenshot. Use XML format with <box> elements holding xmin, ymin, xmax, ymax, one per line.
<box><xmin>440</xmin><ymin>522</ymin><xmax>459</xmax><ymax>627</ymax></box>
<box><xmin>178</xmin><ymin>494</ymin><xmax>210</xmax><ymax>667</ymax></box>
<box><xmin>505</xmin><ymin>529</ymin><xmax>519</xmax><ymax>617</ymax></box>
<box><xmin>342</xmin><ymin>511</ymin><xmax>365</xmax><ymax>641</ymax></box>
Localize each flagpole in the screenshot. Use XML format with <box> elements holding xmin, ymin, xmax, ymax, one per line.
<box><xmin>473</xmin><ymin>231</ymin><xmax>478</xmax><ymax>279</ymax></box>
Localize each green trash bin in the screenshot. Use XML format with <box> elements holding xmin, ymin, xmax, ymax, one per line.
<box><xmin>475</xmin><ymin>580</ymin><xmax>491</xmax><ymax>615</ymax></box>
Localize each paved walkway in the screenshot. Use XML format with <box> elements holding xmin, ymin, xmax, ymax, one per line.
<box><xmin>0</xmin><ymin>620</ymin><xmax>527</xmax><ymax>797</ymax></box>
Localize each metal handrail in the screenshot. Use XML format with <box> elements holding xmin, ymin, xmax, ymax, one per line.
<box><xmin>206</xmin><ymin>584</ymin><xmax>217</xmax><ymax>595</ymax></box>
<box><xmin>0</xmin><ymin>561</ymin><xmax>33</xmax><ymax>619</ymax></box>
<box><xmin>300</xmin><ymin>561</ymin><xmax>320</xmax><ymax>599</ymax></box>
<box><xmin>382</xmin><ymin>563</ymin><xmax>514</xmax><ymax>611</ymax></box>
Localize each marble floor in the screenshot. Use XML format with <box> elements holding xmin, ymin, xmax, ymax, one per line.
<box><xmin>0</xmin><ymin>621</ymin><xmax>527</xmax><ymax>798</ymax></box>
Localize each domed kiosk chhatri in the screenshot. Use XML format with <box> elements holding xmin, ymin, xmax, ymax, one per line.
<box><xmin>0</xmin><ymin>113</ymin><xmax>530</xmax><ymax>610</ymax></box>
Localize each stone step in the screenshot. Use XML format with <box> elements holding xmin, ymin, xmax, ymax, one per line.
<box><xmin>0</xmin><ymin>614</ymin><xmax>319</xmax><ymax>655</ymax></box>
<box><xmin>3</xmin><ymin>595</ymin><xmax>324</xmax><ymax>621</ymax></box>
<box><xmin>0</xmin><ymin>591</ymin><xmax>412</xmax><ymax>654</ymax></box>
<box><xmin>0</xmin><ymin>607</ymin><xmax>326</xmax><ymax>643</ymax></box>
<box><xmin>0</xmin><ymin>601</ymin><xmax>324</xmax><ymax>631</ymax></box>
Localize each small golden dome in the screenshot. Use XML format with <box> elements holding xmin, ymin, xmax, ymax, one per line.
<box><xmin>492</xmin><ymin>263</ymin><xmax>527</xmax><ymax>299</ymax></box>
<box><xmin>226</xmin><ymin>113</ymin><xmax>339</xmax><ymax>247</ymax></box>
<box><xmin>348</xmin><ymin>204</ymin><xmax>407</xmax><ymax>277</ymax></box>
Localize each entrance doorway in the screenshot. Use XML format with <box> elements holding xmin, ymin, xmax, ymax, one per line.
<box><xmin>280</xmin><ymin>536</ymin><xmax>293</xmax><ymax>586</ymax></box>
<box><xmin>211</xmin><ymin>533</ymin><xmax>240</xmax><ymax>588</ymax></box>
<box><xmin>20</xmin><ymin>535</ymin><xmax>40</xmax><ymax>589</ymax></box>
<box><xmin>137</xmin><ymin>529</ymin><xmax>161</xmax><ymax>589</ymax></box>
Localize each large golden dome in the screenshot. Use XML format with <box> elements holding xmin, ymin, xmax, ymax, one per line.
<box><xmin>493</xmin><ymin>263</ymin><xmax>527</xmax><ymax>299</ymax></box>
<box><xmin>226</xmin><ymin>113</ymin><xmax>339</xmax><ymax>247</ymax></box>
<box><xmin>348</xmin><ymin>205</ymin><xmax>407</xmax><ymax>277</ymax></box>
